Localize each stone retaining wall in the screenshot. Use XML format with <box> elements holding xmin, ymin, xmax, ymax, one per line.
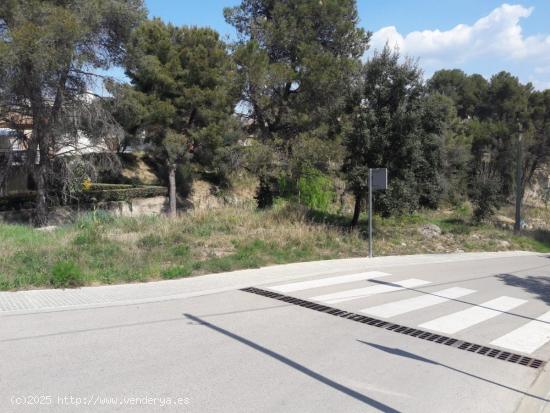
<box><xmin>0</xmin><ymin>196</ymin><xmax>169</xmax><ymax>225</ymax></box>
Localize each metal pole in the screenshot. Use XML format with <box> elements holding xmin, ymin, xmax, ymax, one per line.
<box><xmin>368</xmin><ymin>168</ymin><xmax>373</xmax><ymax>258</ymax></box>
<box><xmin>514</xmin><ymin>125</ymin><xmax>523</xmax><ymax>234</ymax></box>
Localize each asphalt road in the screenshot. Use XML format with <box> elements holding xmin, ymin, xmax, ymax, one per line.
<box><xmin>1</xmin><ymin>252</ymin><xmax>549</xmax><ymax>412</ymax></box>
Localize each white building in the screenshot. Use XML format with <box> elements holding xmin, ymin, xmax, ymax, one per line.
<box><xmin>0</xmin><ymin>115</ymin><xmax>112</xmax><ymax>196</ymax></box>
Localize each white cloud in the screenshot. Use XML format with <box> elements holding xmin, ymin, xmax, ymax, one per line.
<box><xmin>529</xmin><ymin>78</ymin><xmax>550</xmax><ymax>91</ymax></box>
<box><xmin>534</xmin><ymin>66</ymin><xmax>550</xmax><ymax>75</ymax></box>
<box><xmin>369</xmin><ymin>4</ymin><xmax>550</xmax><ymax>89</ymax></box>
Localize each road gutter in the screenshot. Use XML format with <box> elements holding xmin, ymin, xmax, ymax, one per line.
<box><xmin>515</xmin><ymin>364</ymin><xmax>550</xmax><ymax>412</ymax></box>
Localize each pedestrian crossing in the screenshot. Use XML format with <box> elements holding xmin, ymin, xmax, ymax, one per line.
<box><xmin>361</xmin><ymin>287</ymin><xmax>476</xmax><ymax>318</ymax></box>
<box><xmin>491</xmin><ymin>310</ymin><xmax>550</xmax><ymax>354</ymax></box>
<box><xmin>264</xmin><ymin>271</ymin><xmax>550</xmax><ymax>355</ymax></box>
<box><xmin>311</xmin><ymin>279</ymin><xmax>431</xmax><ymax>304</ymax></box>
<box><xmin>269</xmin><ymin>271</ymin><xmax>391</xmax><ymax>293</ymax></box>
<box><xmin>419</xmin><ymin>296</ymin><xmax>527</xmax><ymax>334</ymax></box>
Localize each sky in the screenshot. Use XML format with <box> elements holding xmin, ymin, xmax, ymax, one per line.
<box><xmin>118</xmin><ymin>1</ymin><xmax>550</xmax><ymax>90</ymax></box>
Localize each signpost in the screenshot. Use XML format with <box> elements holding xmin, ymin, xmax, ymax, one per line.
<box><xmin>368</xmin><ymin>168</ymin><xmax>388</xmax><ymax>258</ymax></box>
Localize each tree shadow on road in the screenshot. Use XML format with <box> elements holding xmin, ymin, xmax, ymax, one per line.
<box><xmin>184</xmin><ymin>313</ymin><xmax>399</xmax><ymax>412</ymax></box>
<box><xmin>357</xmin><ymin>340</ymin><xmax>548</xmax><ymax>403</ymax></box>
<box><xmin>496</xmin><ymin>274</ymin><xmax>550</xmax><ymax>306</ymax></box>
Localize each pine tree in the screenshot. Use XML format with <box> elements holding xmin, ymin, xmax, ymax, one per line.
<box><xmin>115</xmin><ymin>19</ymin><xmax>239</xmax><ymax>216</ymax></box>
<box><xmin>225</xmin><ymin>0</ymin><xmax>370</xmax><ymax>203</ymax></box>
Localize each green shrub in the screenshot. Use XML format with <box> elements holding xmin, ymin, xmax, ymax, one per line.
<box><xmin>277</xmin><ymin>174</ymin><xmax>295</xmax><ymax>198</ymax></box>
<box><xmin>469</xmin><ymin>164</ymin><xmax>502</xmax><ymax>223</ymax></box>
<box><xmin>50</xmin><ymin>261</ymin><xmax>85</xmax><ymax>288</ymax></box>
<box><xmin>298</xmin><ymin>168</ymin><xmax>335</xmax><ymax>212</ymax></box>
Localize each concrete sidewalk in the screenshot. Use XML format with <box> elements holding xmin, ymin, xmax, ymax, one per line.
<box><xmin>0</xmin><ymin>251</ymin><xmax>542</xmax><ymax>314</ymax></box>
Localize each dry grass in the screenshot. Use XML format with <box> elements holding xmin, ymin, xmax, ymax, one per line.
<box><xmin>499</xmin><ymin>204</ymin><xmax>550</xmax><ymax>230</ymax></box>
<box><xmin>0</xmin><ymin>202</ymin><xmax>548</xmax><ymax>291</ymax></box>
<box><xmin>0</xmin><ymin>204</ymin><xmax>364</xmax><ymax>290</ymax></box>
<box><xmin>121</xmin><ymin>152</ymin><xmax>161</xmax><ymax>185</ymax></box>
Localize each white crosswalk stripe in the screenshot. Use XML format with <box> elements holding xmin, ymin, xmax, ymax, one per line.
<box><xmin>361</xmin><ymin>287</ymin><xmax>476</xmax><ymax>318</ymax></box>
<box><xmin>268</xmin><ymin>271</ymin><xmax>391</xmax><ymax>293</ymax></box>
<box><xmin>311</xmin><ymin>279</ymin><xmax>431</xmax><ymax>304</ymax></box>
<box><xmin>490</xmin><ymin>310</ymin><xmax>550</xmax><ymax>354</ymax></box>
<box><xmin>267</xmin><ymin>272</ymin><xmax>550</xmax><ymax>355</ymax></box>
<box><xmin>419</xmin><ymin>296</ymin><xmax>527</xmax><ymax>335</ymax></box>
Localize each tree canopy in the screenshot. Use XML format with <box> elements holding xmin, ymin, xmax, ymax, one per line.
<box><xmin>430</xmin><ymin>68</ymin><xmax>550</xmax><ymax>224</ymax></box>
<box><xmin>226</xmin><ymin>1</ymin><xmax>368</xmax><ymax>148</ymax></box>
<box><xmin>0</xmin><ymin>0</ymin><xmax>146</xmax><ymax>225</ymax></box>
<box><xmin>112</xmin><ymin>18</ymin><xmax>239</xmax><ymax>215</ymax></box>
<box><xmin>343</xmin><ymin>47</ymin><xmax>446</xmax><ymax>223</ymax></box>
<box><xmin>1</xmin><ymin>0</ymin><xmax>549</xmax><ymax>229</ymax></box>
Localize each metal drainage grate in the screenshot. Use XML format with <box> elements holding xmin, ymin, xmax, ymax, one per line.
<box><xmin>241</xmin><ymin>287</ymin><xmax>545</xmax><ymax>370</ymax></box>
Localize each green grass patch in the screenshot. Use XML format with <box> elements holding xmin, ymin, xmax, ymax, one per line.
<box><xmin>50</xmin><ymin>261</ymin><xmax>85</xmax><ymax>288</ymax></box>
<box><xmin>1</xmin><ymin>203</ymin><xmax>549</xmax><ymax>291</ymax></box>
<box><xmin>433</xmin><ymin>218</ymin><xmax>472</xmax><ymax>235</ymax></box>
<box><xmin>511</xmin><ymin>234</ymin><xmax>550</xmax><ymax>253</ymax></box>
<box><xmin>138</xmin><ymin>234</ymin><xmax>164</xmax><ymax>249</ymax></box>
<box><xmin>161</xmin><ymin>265</ymin><xmax>193</xmax><ymax>280</ymax></box>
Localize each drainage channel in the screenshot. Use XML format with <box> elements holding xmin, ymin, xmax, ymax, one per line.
<box><xmin>241</xmin><ymin>287</ymin><xmax>545</xmax><ymax>370</ymax></box>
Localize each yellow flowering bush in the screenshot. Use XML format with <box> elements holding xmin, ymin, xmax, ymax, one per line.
<box><xmin>82</xmin><ymin>178</ymin><xmax>93</xmax><ymax>192</ymax></box>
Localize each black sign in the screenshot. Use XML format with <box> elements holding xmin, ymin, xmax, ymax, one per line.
<box><xmin>371</xmin><ymin>168</ymin><xmax>388</xmax><ymax>190</ymax></box>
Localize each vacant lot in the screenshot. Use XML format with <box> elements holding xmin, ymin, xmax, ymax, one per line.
<box><xmin>1</xmin><ymin>203</ymin><xmax>549</xmax><ymax>290</ymax></box>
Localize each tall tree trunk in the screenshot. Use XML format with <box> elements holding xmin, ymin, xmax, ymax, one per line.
<box><xmin>31</xmin><ymin>120</ymin><xmax>51</xmax><ymax>227</ymax></box>
<box><xmin>514</xmin><ymin>190</ymin><xmax>522</xmax><ymax>234</ymax></box>
<box><xmin>168</xmin><ymin>163</ymin><xmax>177</xmax><ymax>218</ymax></box>
<box><xmin>351</xmin><ymin>191</ymin><xmax>363</xmax><ymax>228</ymax></box>
<box><xmin>32</xmin><ymin>164</ymin><xmax>48</xmax><ymax>227</ymax></box>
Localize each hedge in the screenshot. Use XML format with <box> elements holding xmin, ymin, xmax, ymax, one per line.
<box><xmin>80</xmin><ymin>186</ymin><xmax>167</xmax><ymax>203</ymax></box>
<box><xmin>0</xmin><ymin>185</ymin><xmax>167</xmax><ymax>211</ymax></box>
<box><xmin>88</xmin><ymin>183</ymin><xmax>140</xmax><ymax>191</ymax></box>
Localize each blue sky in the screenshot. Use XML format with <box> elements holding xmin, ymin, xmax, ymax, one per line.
<box><xmin>117</xmin><ymin>1</ymin><xmax>549</xmax><ymax>90</ymax></box>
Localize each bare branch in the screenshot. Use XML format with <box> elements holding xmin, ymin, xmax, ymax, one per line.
<box><xmin>69</xmin><ymin>68</ymin><xmax>111</xmax><ymax>79</ymax></box>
